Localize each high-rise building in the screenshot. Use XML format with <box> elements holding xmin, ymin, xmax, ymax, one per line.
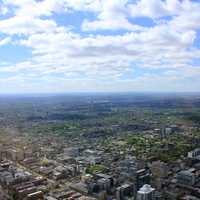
<box><xmin>176</xmin><ymin>169</ymin><xmax>196</xmax><ymax>186</ymax></box>
<box><xmin>137</xmin><ymin>184</ymin><xmax>155</xmax><ymax>200</ymax></box>
<box><xmin>116</xmin><ymin>184</ymin><xmax>134</xmax><ymax>200</ymax></box>
<box><xmin>188</xmin><ymin>148</ymin><xmax>200</xmax><ymax>160</ymax></box>
<box><xmin>134</xmin><ymin>168</ymin><xmax>151</xmax><ymax>195</ymax></box>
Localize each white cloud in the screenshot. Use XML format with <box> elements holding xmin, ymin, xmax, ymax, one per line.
<box><xmin>129</xmin><ymin>0</ymin><xmax>200</xmax><ymax>19</ymax></box>
<box><xmin>0</xmin><ymin>15</ymin><xmax>62</xmax><ymax>35</ymax></box>
<box><xmin>0</xmin><ymin>5</ymin><xmax>9</xmax><ymax>15</ymax></box>
<box><xmin>82</xmin><ymin>0</ymin><xmax>143</xmax><ymax>31</ymax></box>
<box><xmin>129</xmin><ymin>0</ymin><xmax>168</xmax><ymax>19</ymax></box>
<box><xmin>13</xmin><ymin>23</ymin><xmax>198</xmax><ymax>81</ymax></box>
<box><xmin>170</xmin><ymin>12</ymin><xmax>200</xmax><ymax>31</ymax></box>
<box><xmin>82</xmin><ymin>17</ymin><xmax>144</xmax><ymax>32</ymax></box>
<box><xmin>3</xmin><ymin>0</ymin><xmax>100</xmax><ymax>17</ymax></box>
<box><xmin>0</xmin><ymin>0</ymin><xmax>200</xmax><ymax>92</ymax></box>
<box><xmin>0</xmin><ymin>37</ymin><xmax>11</xmax><ymax>46</ymax></box>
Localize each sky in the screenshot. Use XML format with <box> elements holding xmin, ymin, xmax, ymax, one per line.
<box><xmin>0</xmin><ymin>0</ymin><xmax>200</xmax><ymax>93</ymax></box>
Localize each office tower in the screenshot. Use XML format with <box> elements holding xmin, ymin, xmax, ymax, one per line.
<box><xmin>137</xmin><ymin>184</ymin><xmax>155</xmax><ymax>200</ymax></box>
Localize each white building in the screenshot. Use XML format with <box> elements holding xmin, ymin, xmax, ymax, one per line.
<box><xmin>188</xmin><ymin>148</ymin><xmax>200</xmax><ymax>160</ymax></box>
<box><xmin>137</xmin><ymin>184</ymin><xmax>155</xmax><ymax>200</ymax></box>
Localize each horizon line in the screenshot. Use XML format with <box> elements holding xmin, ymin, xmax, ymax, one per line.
<box><xmin>0</xmin><ymin>91</ymin><xmax>200</xmax><ymax>96</ymax></box>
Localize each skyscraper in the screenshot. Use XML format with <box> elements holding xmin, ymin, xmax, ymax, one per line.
<box><xmin>137</xmin><ymin>184</ymin><xmax>155</xmax><ymax>200</ymax></box>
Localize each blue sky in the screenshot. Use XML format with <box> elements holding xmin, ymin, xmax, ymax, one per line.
<box><xmin>0</xmin><ymin>0</ymin><xmax>200</xmax><ymax>93</ymax></box>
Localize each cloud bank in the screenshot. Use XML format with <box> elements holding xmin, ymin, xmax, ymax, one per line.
<box><xmin>0</xmin><ymin>0</ymin><xmax>200</xmax><ymax>93</ymax></box>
